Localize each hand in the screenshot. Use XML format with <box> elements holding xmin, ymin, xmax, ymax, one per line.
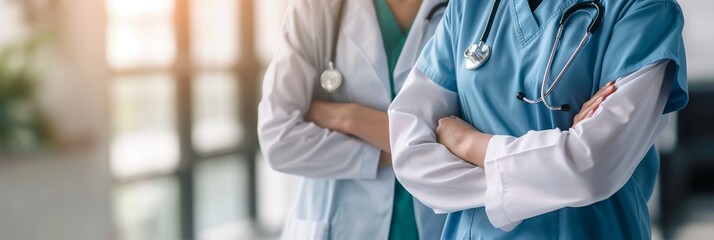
<box><xmin>572</xmin><ymin>81</ymin><xmax>617</xmax><ymax>127</ymax></box>
<box><xmin>436</xmin><ymin>116</ymin><xmax>477</xmax><ymax>152</ymax></box>
<box><xmin>436</xmin><ymin>116</ymin><xmax>492</xmax><ymax>167</ymax></box>
<box><xmin>307</xmin><ymin>101</ymin><xmax>392</xmax><ymax>153</ymax></box>
<box><xmin>305</xmin><ymin>101</ymin><xmax>355</xmax><ymax>132</ymax></box>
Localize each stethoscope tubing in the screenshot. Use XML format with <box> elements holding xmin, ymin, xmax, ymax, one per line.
<box><xmin>479</xmin><ymin>0</ymin><xmax>502</xmax><ymax>43</ymax></box>
<box><xmin>519</xmin><ymin>5</ymin><xmax>599</xmax><ymax>111</ymax></box>
<box><xmin>474</xmin><ymin>0</ymin><xmax>602</xmax><ymax>111</ymax></box>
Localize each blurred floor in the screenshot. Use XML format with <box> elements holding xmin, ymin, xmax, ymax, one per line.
<box><xmin>0</xmin><ymin>152</ymin><xmax>113</xmax><ymax>240</ymax></box>
<box><xmin>653</xmin><ymin>194</ymin><xmax>714</xmax><ymax>240</ymax></box>
<box><xmin>673</xmin><ymin>195</ymin><xmax>714</xmax><ymax>240</ymax></box>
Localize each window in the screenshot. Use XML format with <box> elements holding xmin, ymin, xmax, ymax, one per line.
<box><xmin>111</xmin><ymin>74</ymin><xmax>178</xmax><ymax>179</ymax></box>
<box><xmin>107</xmin><ymin>0</ymin><xmax>292</xmax><ymax>239</ymax></box>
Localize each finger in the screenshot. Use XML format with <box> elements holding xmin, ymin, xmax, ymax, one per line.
<box><xmin>581</xmin><ymin>96</ymin><xmax>604</xmax><ymax>120</ymax></box>
<box><xmin>582</xmin><ymin>82</ymin><xmax>615</xmax><ymax>112</ymax></box>
<box><xmin>437</xmin><ymin>118</ymin><xmax>450</xmax><ymax>130</ymax></box>
<box><xmin>597</xmin><ymin>84</ymin><xmax>617</xmax><ymax>101</ymax></box>
<box><xmin>582</xmin><ymin>82</ymin><xmax>613</xmax><ymax>106</ymax></box>
<box><xmin>572</xmin><ymin>98</ymin><xmax>599</xmax><ymax>127</ymax></box>
<box><xmin>573</xmin><ymin>82</ymin><xmax>615</xmax><ymax>127</ymax></box>
<box><xmin>600</xmin><ymin>84</ymin><xmax>617</xmax><ymax>100</ymax></box>
<box><xmin>590</xmin><ymin>81</ymin><xmax>616</xmax><ymax>101</ymax></box>
<box><xmin>578</xmin><ymin>94</ymin><xmax>602</xmax><ymax>122</ymax></box>
<box><xmin>579</xmin><ymin>96</ymin><xmax>599</xmax><ymax>118</ymax></box>
<box><xmin>573</xmin><ymin>114</ymin><xmax>583</xmax><ymax>126</ymax></box>
<box><xmin>599</xmin><ymin>81</ymin><xmax>617</xmax><ymax>96</ymax></box>
<box><xmin>590</xmin><ymin>82</ymin><xmax>616</xmax><ymax>103</ymax></box>
<box><xmin>590</xmin><ymin>95</ymin><xmax>607</xmax><ymax>114</ymax></box>
<box><xmin>438</xmin><ymin>117</ymin><xmax>449</xmax><ymax>126</ymax></box>
<box><xmin>591</xmin><ymin>84</ymin><xmax>617</xmax><ymax>113</ymax></box>
<box><xmin>586</xmin><ymin>108</ymin><xmax>596</xmax><ymax>118</ymax></box>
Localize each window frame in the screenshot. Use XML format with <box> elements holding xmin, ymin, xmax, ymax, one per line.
<box><xmin>107</xmin><ymin>0</ymin><xmax>263</xmax><ymax>239</ymax></box>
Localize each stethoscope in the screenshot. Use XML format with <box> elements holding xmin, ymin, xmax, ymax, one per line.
<box><xmin>464</xmin><ymin>0</ymin><xmax>603</xmax><ymax>111</ymax></box>
<box><xmin>321</xmin><ymin>1</ymin><xmax>449</xmax><ymax>93</ymax></box>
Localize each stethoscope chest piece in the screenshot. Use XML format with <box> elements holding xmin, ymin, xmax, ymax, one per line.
<box><xmin>321</xmin><ymin>61</ymin><xmax>342</xmax><ymax>92</ymax></box>
<box><xmin>464</xmin><ymin>41</ymin><xmax>491</xmax><ymax>70</ymax></box>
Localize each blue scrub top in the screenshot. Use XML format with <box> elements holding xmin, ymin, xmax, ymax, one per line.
<box><xmin>415</xmin><ymin>0</ymin><xmax>688</xmax><ymax>239</ymax></box>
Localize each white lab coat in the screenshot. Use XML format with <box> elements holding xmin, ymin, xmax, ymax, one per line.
<box><xmin>258</xmin><ymin>0</ymin><xmax>447</xmax><ymax>239</ymax></box>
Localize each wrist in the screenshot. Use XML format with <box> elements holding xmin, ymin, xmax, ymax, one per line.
<box><xmin>461</xmin><ymin>131</ymin><xmax>492</xmax><ymax>167</ymax></box>
<box><xmin>336</xmin><ymin>103</ymin><xmax>360</xmax><ymax>134</ymax></box>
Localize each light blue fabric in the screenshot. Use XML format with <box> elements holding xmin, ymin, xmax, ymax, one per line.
<box><xmin>414</xmin><ymin>0</ymin><xmax>688</xmax><ymax>239</ymax></box>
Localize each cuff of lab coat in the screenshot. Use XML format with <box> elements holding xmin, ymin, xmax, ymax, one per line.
<box><xmin>484</xmin><ymin>135</ymin><xmax>521</xmax><ymax>231</ymax></box>
<box><xmin>358</xmin><ymin>145</ymin><xmax>382</xmax><ymax>179</ymax></box>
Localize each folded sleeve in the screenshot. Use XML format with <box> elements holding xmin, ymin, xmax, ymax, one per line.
<box><xmin>483</xmin><ymin>61</ymin><xmax>673</xmax><ymax>228</ymax></box>
<box><xmin>413</xmin><ymin>0</ymin><xmax>460</xmax><ymax>92</ymax></box>
<box><xmin>257</xmin><ymin>0</ymin><xmax>380</xmax><ymax>180</ymax></box>
<box><xmin>600</xmin><ymin>0</ymin><xmax>687</xmax><ymax>113</ymax></box>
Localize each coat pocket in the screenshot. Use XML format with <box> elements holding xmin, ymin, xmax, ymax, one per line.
<box><xmin>281</xmin><ymin>218</ymin><xmax>329</xmax><ymax>240</ymax></box>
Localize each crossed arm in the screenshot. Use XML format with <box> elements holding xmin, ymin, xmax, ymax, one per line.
<box><xmin>437</xmin><ymin>81</ymin><xmax>617</xmax><ymax>167</ymax></box>
<box><xmin>304</xmin><ymin>81</ymin><xmax>614</xmax><ymax>169</ymax></box>
<box><xmin>388</xmin><ymin>61</ymin><xmax>672</xmax><ymax>229</ymax></box>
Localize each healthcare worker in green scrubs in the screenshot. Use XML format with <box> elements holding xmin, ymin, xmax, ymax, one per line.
<box><xmin>258</xmin><ymin>0</ymin><xmax>450</xmax><ymax>239</ymax></box>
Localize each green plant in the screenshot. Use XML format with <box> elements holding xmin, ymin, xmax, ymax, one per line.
<box><xmin>0</xmin><ymin>39</ymin><xmax>49</xmax><ymax>153</ymax></box>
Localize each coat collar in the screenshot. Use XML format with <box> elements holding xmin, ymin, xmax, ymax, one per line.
<box><xmin>331</xmin><ymin>0</ymin><xmax>447</xmax><ymax>98</ymax></box>
<box><xmin>393</xmin><ymin>0</ymin><xmax>447</xmax><ymax>90</ymax></box>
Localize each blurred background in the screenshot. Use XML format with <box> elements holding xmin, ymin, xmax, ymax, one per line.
<box><xmin>0</xmin><ymin>0</ymin><xmax>711</xmax><ymax>239</ymax></box>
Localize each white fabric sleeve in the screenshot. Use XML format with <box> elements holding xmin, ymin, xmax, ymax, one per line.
<box><xmin>389</xmin><ymin>69</ymin><xmax>491</xmax><ymax>213</ymax></box>
<box><xmin>257</xmin><ymin>0</ymin><xmax>380</xmax><ymax>180</ymax></box>
<box><xmin>483</xmin><ymin>61</ymin><xmax>673</xmax><ymax>228</ymax></box>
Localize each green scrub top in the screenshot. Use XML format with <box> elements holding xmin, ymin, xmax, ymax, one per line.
<box><xmin>373</xmin><ymin>0</ymin><xmax>419</xmax><ymax>239</ymax></box>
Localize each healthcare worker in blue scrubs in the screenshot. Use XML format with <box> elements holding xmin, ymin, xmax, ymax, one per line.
<box><xmin>259</xmin><ymin>0</ymin><xmax>454</xmax><ymax>239</ymax></box>
<box><xmin>389</xmin><ymin>0</ymin><xmax>688</xmax><ymax>239</ymax></box>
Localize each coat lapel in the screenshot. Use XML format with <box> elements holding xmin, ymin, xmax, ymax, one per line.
<box><xmin>338</xmin><ymin>0</ymin><xmax>392</xmax><ymax>98</ymax></box>
<box><xmin>393</xmin><ymin>0</ymin><xmax>446</xmax><ymax>94</ymax></box>
<box><xmin>334</xmin><ymin>0</ymin><xmax>447</xmax><ymax>100</ymax></box>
